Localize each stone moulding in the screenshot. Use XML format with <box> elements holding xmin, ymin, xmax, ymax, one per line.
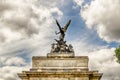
<box><xmin>18</xmin><ymin>71</ymin><xmax>102</xmax><ymax>79</ymax></box>
<box><xmin>18</xmin><ymin>55</ymin><xmax>102</xmax><ymax>80</ymax></box>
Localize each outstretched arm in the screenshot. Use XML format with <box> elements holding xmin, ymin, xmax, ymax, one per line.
<box><xmin>63</xmin><ymin>20</ymin><xmax>71</xmax><ymax>32</ymax></box>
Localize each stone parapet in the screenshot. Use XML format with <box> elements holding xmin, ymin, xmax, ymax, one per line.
<box><xmin>32</xmin><ymin>56</ymin><xmax>89</xmax><ymax>68</ymax></box>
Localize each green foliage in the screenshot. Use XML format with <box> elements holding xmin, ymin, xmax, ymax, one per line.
<box><xmin>115</xmin><ymin>45</ymin><xmax>120</xmax><ymax>63</ymax></box>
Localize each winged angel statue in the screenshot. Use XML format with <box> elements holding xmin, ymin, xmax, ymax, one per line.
<box><xmin>50</xmin><ymin>19</ymin><xmax>74</xmax><ymax>53</ymax></box>
<box><xmin>55</xmin><ymin>19</ymin><xmax>71</xmax><ymax>41</ymax></box>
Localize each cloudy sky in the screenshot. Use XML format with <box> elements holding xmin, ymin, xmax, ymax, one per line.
<box><xmin>0</xmin><ymin>0</ymin><xmax>120</xmax><ymax>80</ymax></box>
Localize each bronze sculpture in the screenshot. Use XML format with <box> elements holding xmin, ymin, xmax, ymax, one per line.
<box><xmin>50</xmin><ymin>19</ymin><xmax>74</xmax><ymax>53</ymax></box>
<box><xmin>56</xmin><ymin>19</ymin><xmax>71</xmax><ymax>41</ymax></box>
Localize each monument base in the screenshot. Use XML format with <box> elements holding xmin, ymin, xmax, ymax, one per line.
<box><xmin>18</xmin><ymin>19</ymin><xmax>103</xmax><ymax>80</ymax></box>
<box><xmin>18</xmin><ymin>53</ymin><xmax>102</xmax><ymax>80</ymax></box>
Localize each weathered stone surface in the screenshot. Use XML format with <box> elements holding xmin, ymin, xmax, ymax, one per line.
<box><xmin>18</xmin><ymin>55</ymin><xmax>102</xmax><ymax>80</ymax></box>
<box><xmin>18</xmin><ymin>70</ymin><xmax>102</xmax><ymax>80</ymax></box>
<box><xmin>32</xmin><ymin>56</ymin><xmax>88</xmax><ymax>68</ymax></box>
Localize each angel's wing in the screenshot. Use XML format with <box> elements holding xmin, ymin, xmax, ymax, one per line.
<box><xmin>63</xmin><ymin>20</ymin><xmax>71</xmax><ymax>32</ymax></box>
<box><xmin>56</xmin><ymin>19</ymin><xmax>62</xmax><ymax>32</ymax></box>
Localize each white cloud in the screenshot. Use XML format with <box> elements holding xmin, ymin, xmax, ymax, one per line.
<box><xmin>0</xmin><ymin>0</ymin><xmax>64</xmax><ymax>55</ymax></box>
<box><xmin>0</xmin><ymin>0</ymin><xmax>63</xmax><ymax>44</ymax></box>
<box><xmin>73</xmin><ymin>1</ymin><xmax>120</xmax><ymax>79</ymax></box>
<box><xmin>0</xmin><ymin>0</ymin><xmax>63</xmax><ymax>80</ymax></box>
<box><xmin>0</xmin><ymin>57</ymin><xmax>26</xmax><ymax>66</ymax></box>
<box><xmin>88</xmin><ymin>48</ymin><xmax>120</xmax><ymax>80</ymax></box>
<box><xmin>71</xmin><ymin>40</ymin><xmax>120</xmax><ymax>80</ymax></box>
<box><xmin>81</xmin><ymin>0</ymin><xmax>120</xmax><ymax>42</ymax></box>
<box><xmin>74</xmin><ymin>0</ymin><xmax>84</xmax><ymax>6</ymax></box>
<box><xmin>0</xmin><ymin>66</ymin><xmax>30</xmax><ymax>80</ymax></box>
<box><xmin>0</xmin><ymin>53</ymin><xmax>30</xmax><ymax>80</ymax></box>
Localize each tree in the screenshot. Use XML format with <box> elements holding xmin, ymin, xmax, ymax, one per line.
<box><xmin>115</xmin><ymin>45</ymin><xmax>120</xmax><ymax>63</ymax></box>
